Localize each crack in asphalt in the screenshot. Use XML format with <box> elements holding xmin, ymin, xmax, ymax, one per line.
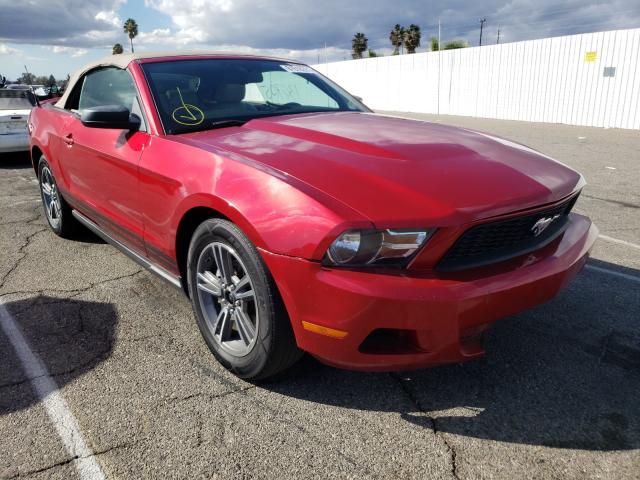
<box><xmin>2</xmin><ymin>439</ymin><xmax>142</xmax><ymax>479</ymax></box>
<box><xmin>165</xmin><ymin>385</ymin><xmax>257</xmax><ymax>405</ymax></box>
<box><xmin>582</xmin><ymin>194</ymin><xmax>640</xmax><ymax>210</ymax></box>
<box><xmin>390</xmin><ymin>373</ymin><xmax>461</xmax><ymax>480</ymax></box>
<box><xmin>0</xmin><ymin>203</ymin><xmax>42</xmax><ymax>227</ymax></box>
<box><xmin>0</xmin><ymin>227</ymin><xmax>48</xmax><ymax>291</ymax></box>
<box><xmin>191</xmin><ymin>360</ymin><xmax>380</xmax><ymax>477</ymax></box>
<box><xmin>0</xmin><ymin>347</ymin><xmax>113</xmax><ymax>391</ymax></box>
<box><xmin>0</xmin><ymin>269</ymin><xmax>146</xmax><ymax>300</ymax></box>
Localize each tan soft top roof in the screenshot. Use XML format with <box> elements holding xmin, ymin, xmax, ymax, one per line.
<box><xmin>56</xmin><ymin>50</ymin><xmax>298</xmax><ymax>108</ymax></box>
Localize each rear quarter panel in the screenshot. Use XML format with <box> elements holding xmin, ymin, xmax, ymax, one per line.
<box><xmin>29</xmin><ymin>105</ymin><xmax>73</xmax><ymax>180</ymax></box>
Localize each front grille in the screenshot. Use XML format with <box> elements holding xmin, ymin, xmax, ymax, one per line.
<box><xmin>437</xmin><ymin>193</ymin><xmax>579</xmax><ymax>272</ymax></box>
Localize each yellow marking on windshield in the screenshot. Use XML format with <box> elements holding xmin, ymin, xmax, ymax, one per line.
<box><xmin>171</xmin><ymin>87</ymin><xmax>204</xmax><ymax>126</ymax></box>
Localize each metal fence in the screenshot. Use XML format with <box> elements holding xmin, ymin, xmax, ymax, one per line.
<box><xmin>314</xmin><ymin>28</ymin><xmax>640</xmax><ymax>130</ymax></box>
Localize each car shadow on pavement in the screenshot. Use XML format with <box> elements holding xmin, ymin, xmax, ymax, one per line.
<box><xmin>0</xmin><ymin>296</ymin><xmax>117</xmax><ymax>415</ymax></box>
<box><xmin>0</xmin><ymin>152</ymin><xmax>32</xmax><ymax>169</ymax></box>
<box><xmin>267</xmin><ymin>258</ymin><xmax>640</xmax><ymax>451</ymax></box>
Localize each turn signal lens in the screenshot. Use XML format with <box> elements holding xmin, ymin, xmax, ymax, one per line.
<box><xmin>302</xmin><ymin>321</ymin><xmax>348</xmax><ymax>339</ymax></box>
<box><xmin>377</xmin><ymin>230</ymin><xmax>431</xmax><ymax>260</ymax></box>
<box><xmin>324</xmin><ymin>228</ymin><xmax>435</xmax><ymax>267</ymax></box>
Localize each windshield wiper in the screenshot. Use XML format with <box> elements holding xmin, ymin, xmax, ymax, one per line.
<box><xmin>209</xmin><ymin>119</ymin><xmax>247</xmax><ymax>129</ymax></box>
<box><xmin>181</xmin><ymin>119</ymin><xmax>248</xmax><ymax>134</ymax></box>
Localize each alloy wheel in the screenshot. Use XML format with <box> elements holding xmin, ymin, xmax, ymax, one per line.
<box><xmin>40</xmin><ymin>166</ymin><xmax>62</xmax><ymax>229</ymax></box>
<box><xmin>195</xmin><ymin>242</ymin><xmax>259</xmax><ymax>357</ymax></box>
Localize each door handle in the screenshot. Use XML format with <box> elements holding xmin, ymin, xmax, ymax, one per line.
<box><xmin>64</xmin><ymin>133</ymin><xmax>74</xmax><ymax>146</ymax></box>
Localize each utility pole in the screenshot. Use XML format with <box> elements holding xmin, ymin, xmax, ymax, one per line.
<box><xmin>496</xmin><ymin>27</ymin><xmax>501</xmax><ymax>44</ymax></box>
<box><xmin>479</xmin><ymin>18</ymin><xmax>486</xmax><ymax>46</ymax></box>
<box><xmin>23</xmin><ymin>65</ymin><xmax>33</xmax><ymax>86</ymax></box>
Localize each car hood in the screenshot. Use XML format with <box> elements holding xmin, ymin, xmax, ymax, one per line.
<box><xmin>179</xmin><ymin>112</ymin><xmax>583</xmax><ymax>226</ymax></box>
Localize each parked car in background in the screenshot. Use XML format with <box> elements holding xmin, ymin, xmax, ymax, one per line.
<box><xmin>5</xmin><ymin>84</ymin><xmax>31</xmax><ymax>90</ymax></box>
<box><xmin>33</xmin><ymin>84</ymin><xmax>62</xmax><ymax>100</ymax></box>
<box><xmin>28</xmin><ymin>52</ymin><xmax>597</xmax><ymax>379</ymax></box>
<box><xmin>31</xmin><ymin>85</ymin><xmax>46</xmax><ymax>96</ymax></box>
<box><xmin>0</xmin><ymin>89</ymin><xmax>35</xmax><ymax>153</ymax></box>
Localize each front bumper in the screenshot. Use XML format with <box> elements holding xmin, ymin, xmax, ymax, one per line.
<box><xmin>261</xmin><ymin>213</ymin><xmax>598</xmax><ymax>371</ymax></box>
<box><xmin>0</xmin><ymin>132</ymin><xmax>29</xmax><ymax>153</ymax></box>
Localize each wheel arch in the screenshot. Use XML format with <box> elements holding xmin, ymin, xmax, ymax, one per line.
<box><xmin>175</xmin><ymin>205</ymin><xmax>229</xmax><ymax>295</ymax></box>
<box><xmin>173</xmin><ymin>195</ymin><xmax>268</xmax><ymax>296</ymax></box>
<box><xmin>31</xmin><ymin>145</ymin><xmax>43</xmax><ymax>174</ymax></box>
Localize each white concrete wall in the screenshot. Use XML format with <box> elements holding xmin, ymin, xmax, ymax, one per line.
<box><xmin>314</xmin><ymin>28</ymin><xmax>640</xmax><ymax>130</ymax></box>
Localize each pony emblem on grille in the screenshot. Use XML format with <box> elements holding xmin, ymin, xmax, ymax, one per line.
<box><xmin>531</xmin><ymin>214</ymin><xmax>561</xmax><ymax>237</ymax></box>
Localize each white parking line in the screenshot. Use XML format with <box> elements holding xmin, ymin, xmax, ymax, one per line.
<box><xmin>0</xmin><ymin>303</ymin><xmax>106</xmax><ymax>480</ymax></box>
<box><xmin>585</xmin><ymin>264</ymin><xmax>640</xmax><ymax>283</ymax></box>
<box><xmin>599</xmin><ymin>235</ymin><xmax>640</xmax><ymax>250</ymax></box>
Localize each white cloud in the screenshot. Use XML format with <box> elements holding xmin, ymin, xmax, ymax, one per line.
<box><xmin>0</xmin><ymin>43</ymin><xmax>21</xmax><ymax>55</ymax></box>
<box><xmin>0</xmin><ymin>0</ymin><xmax>125</xmax><ymax>48</ymax></box>
<box><xmin>138</xmin><ymin>28</ymin><xmax>173</xmax><ymax>45</ymax></box>
<box><xmin>50</xmin><ymin>46</ymin><xmax>90</xmax><ymax>58</ymax></box>
<box><xmin>95</xmin><ymin>10</ymin><xmax>122</xmax><ymax>28</ymax></box>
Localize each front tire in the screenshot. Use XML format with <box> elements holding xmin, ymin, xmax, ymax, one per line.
<box><xmin>187</xmin><ymin>218</ymin><xmax>302</xmax><ymax>380</ymax></box>
<box><xmin>38</xmin><ymin>156</ymin><xmax>79</xmax><ymax>238</ymax></box>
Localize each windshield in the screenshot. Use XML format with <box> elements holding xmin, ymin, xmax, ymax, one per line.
<box><xmin>141</xmin><ymin>58</ymin><xmax>367</xmax><ymax>134</ymax></box>
<box><xmin>0</xmin><ymin>90</ymin><xmax>36</xmax><ymax>110</ymax></box>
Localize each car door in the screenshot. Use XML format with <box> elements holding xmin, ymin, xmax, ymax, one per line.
<box><xmin>60</xmin><ymin>67</ymin><xmax>150</xmax><ymax>255</ymax></box>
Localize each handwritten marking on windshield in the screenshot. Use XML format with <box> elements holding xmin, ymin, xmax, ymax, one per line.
<box><xmin>171</xmin><ymin>87</ymin><xmax>204</xmax><ymax>126</ymax></box>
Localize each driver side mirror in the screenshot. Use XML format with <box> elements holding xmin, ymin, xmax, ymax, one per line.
<box><xmin>80</xmin><ymin>105</ymin><xmax>141</xmax><ymax>131</ymax></box>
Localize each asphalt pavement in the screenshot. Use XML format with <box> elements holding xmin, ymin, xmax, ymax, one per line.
<box><xmin>1</xmin><ymin>113</ymin><xmax>638</xmax><ymax>479</ymax></box>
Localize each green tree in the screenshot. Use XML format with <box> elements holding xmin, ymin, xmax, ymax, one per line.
<box><xmin>47</xmin><ymin>74</ymin><xmax>56</xmax><ymax>86</ymax></box>
<box><xmin>19</xmin><ymin>72</ymin><xmax>36</xmax><ymax>85</ymax></box>
<box><xmin>389</xmin><ymin>24</ymin><xmax>405</xmax><ymax>55</ymax></box>
<box><xmin>403</xmin><ymin>24</ymin><xmax>421</xmax><ymax>54</ymax></box>
<box><xmin>112</xmin><ymin>43</ymin><xmax>124</xmax><ymax>55</ymax></box>
<box><xmin>351</xmin><ymin>32</ymin><xmax>368</xmax><ymax>59</ymax></box>
<box><xmin>123</xmin><ymin>18</ymin><xmax>139</xmax><ymax>53</ymax></box>
<box><xmin>368</xmin><ymin>49</ymin><xmax>380</xmax><ymax>58</ymax></box>
<box><xmin>443</xmin><ymin>39</ymin><xmax>469</xmax><ymax>50</ymax></box>
<box><xmin>59</xmin><ymin>74</ymin><xmax>71</xmax><ymax>90</ymax></box>
<box><xmin>430</xmin><ymin>36</ymin><xmax>439</xmax><ymax>51</ymax></box>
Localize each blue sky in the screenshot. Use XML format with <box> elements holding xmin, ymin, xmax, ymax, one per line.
<box><xmin>1</xmin><ymin>0</ymin><xmax>639</xmax><ymax>81</ymax></box>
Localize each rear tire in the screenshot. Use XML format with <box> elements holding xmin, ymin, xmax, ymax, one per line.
<box><xmin>187</xmin><ymin>218</ymin><xmax>302</xmax><ymax>380</ymax></box>
<box><xmin>38</xmin><ymin>156</ymin><xmax>80</xmax><ymax>238</ymax></box>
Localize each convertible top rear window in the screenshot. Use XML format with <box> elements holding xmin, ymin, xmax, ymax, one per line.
<box><xmin>141</xmin><ymin>58</ymin><xmax>366</xmax><ymax>134</ymax></box>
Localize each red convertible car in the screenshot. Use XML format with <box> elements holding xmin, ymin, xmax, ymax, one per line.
<box><xmin>28</xmin><ymin>52</ymin><xmax>597</xmax><ymax>379</ymax></box>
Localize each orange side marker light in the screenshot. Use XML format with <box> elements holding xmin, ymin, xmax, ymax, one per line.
<box><xmin>301</xmin><ymin>321</ymin><xmax>348</xmax><ymax>339</ymax></box>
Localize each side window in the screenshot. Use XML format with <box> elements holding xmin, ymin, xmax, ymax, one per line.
<box><xmin>67</xmin><ymin>67</ymin><xmax>146</xmax><ymax>130</ymax></box>
<box><xmin>253</xmin><ymin>71</ymin><xmax>339</xmax><ymax>108</ymax></box>
<box><xmin>79</xmin><ymin>68</ymin><xmax>137</xmax><ymax>111</ymax></box>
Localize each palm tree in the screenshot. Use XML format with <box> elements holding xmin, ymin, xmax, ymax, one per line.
<box><xmin>404</xmin><ymin>24</ymin><xmax>421</xmax><ymax>54</ymax></box>
<box><xmin>123</xmin><ymin>18</ymin><xmax>138</xmax><ymax>53</ymax></box>
<box><xmin>112</xmin><ymin>43</ymin><xmax>124</xmax><ymax>55</ymax></box>
<box><xmin>351</xmin><ymin>33</ymin><xmax>368</xmax><ymax>59</ymax></box>
<box><xmin>389</xmin><ymin>24</ymin><xmax>405</xmax><ymax>55</ymax></box>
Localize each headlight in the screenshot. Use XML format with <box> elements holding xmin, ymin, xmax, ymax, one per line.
<box><xmin>324</xmin><ymin>228</ymin><xmax>435</xmax><ymax>267</ymax></box>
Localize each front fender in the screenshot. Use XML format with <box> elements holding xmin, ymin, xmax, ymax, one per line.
<box><xmin>139</xmin><ymin>137</ymin><xmax>371</xmax><ymax>269</ymax></box>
